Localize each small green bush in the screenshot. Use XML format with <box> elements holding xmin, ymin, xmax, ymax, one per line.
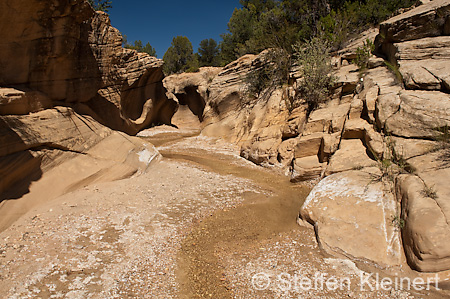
<box><xmin>354</xmin><ymin>39</ymin><xmax>375</xmax><ymax>70</ymax></box>
<box><xmin>244</xmin><ymin>48</ymin><xmax>290</xmax><ymax>99</ymax></box>
<box><xmin>293</xmin><ymin>37</ymin><xmax>336</xmax><ymax>114</ymax></box>
<box><xmin>384</xmin><ymin>60</ymin><xmax>403</xmax><ymax>83</ymax></box>
<box><xmin>392</xmin><ymin>214</ymin><xmax>405</xmax><ymax>230</ymax></box>
<box><xmin>422</xmin><ymin>185</ymin><xmax>438</xmax><ymax>199</ymax></box>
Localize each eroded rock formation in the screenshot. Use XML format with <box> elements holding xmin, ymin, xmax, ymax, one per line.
<box><xmin>300</xmin><ymin>0</ymin><xmax>450</xmax><ymax>273</ymax></box>
<box><xmin>0</xmin><ymin>0</ymin><xmax>177</xmax><ymax>135</ymax></box>
<box><xmin>163</xmin><ymin>67</ymin><xmax>221</xmax><ymax>129</ymax></box>
<box><xmin>0</xmin><ymin>0</ymin><xmax>168</xmax><ymax>226</ymax></box>
<box><xmin>162</xmin><ymin>0</ymin><xmax>450</xmax><ymax>274</ymax></box>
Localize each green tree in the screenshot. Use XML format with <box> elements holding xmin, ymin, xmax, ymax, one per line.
<box><xmin>293</xmin><ymin>37</ymin><xmax>336</xmax><ymax>114</ymax></box>
<box><xmin>87</xmin><ymin>0</ymin><xmax>112</xmax><ymax>12</ymax></box>
<box><xmin>219</xmin><ymin>0</ymin><xmax>417</xmax><ymax>63</ymax></box>
<box><xmin>198</xmin><ymin>39</ymin><xmax>220</xmax><ymax>67</ymax></box>
<box><xmin>219</xmin><ymin>0</ymin><xmax>330</xmax><ymax>64</ymax></box>
<box><xmin>142</xmin><ymin>43</ymin><xmax>157</xmax><ymax>57</ymax></box>
<box><xmin>163</xmin><ymin>36</ymin><xmax>198</xmax><ymax>75</ymax></box>
<box><xmin>125</xmin><ymin>40</ymin><xmax>157</xmax><ymax>57</ymax></box>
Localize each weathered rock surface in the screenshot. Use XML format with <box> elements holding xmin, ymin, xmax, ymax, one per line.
<box><xmin>0</xmin><ymin>107</ymin><xmax>159</xmax><ymax>229</ymax></box>
<box><xmin>397</xmin><ymin>171</ymin><xmax>450</xmax><ymax>272</ymax></box>
<box><xmin>377</xmin><ymin>1</ymin><xmax>450</xmax><ymax>92</ymax></box>
<box><xmin>0</xmin><ymin>0</ymin><xmax>176</xmax><ymax>135</ymax></box>
<box><xmin>325</xmin><ymin>139</ymin><xmax>377</xmax><ymax>175</ymax></box>
<box><xmin>385</xmin><ymin>90</ymin><xmax>450</xmax><ymax>138</ymax></box>
<box><xmin>0</xmin><ymin>0</ymin><xmax>169</xmax><ymax>229</ymax></box>
<box><xmin>163</xmin><ymin>67</ymin><xmax>222</xmax><ymax>128</ymax></box>
<box><xmin>376</xmin><ymin>0</ymin><xmax>450</xmax><ymax>46</ymax></box>
<box><xmin>135</xmin><ymin>0</ymin><xmax>450</xmax><ymax>274</ymax></box>
<box><xmin>299</xmin><ymin>170</ymin><xmax>402</xmax><ymax>268</ymax></box>
<box><xmin>295</xmin><ymin>0</ymin><xmax>450</xmax><ymax>273</ymax></box>
<box><xmin>0</xmin><ymin>88</ymin><xmax>53</xmax><ymax>115</ymax></box>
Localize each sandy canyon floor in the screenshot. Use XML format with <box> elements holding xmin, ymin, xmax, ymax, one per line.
<box><xmin>0</xmin><ymin>127</ymin><xmax>447</xmax><ymax>298</ymax></box>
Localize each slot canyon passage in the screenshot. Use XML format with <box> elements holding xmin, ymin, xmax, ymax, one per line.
<box><xmin>2</xmin><ymin>0</ymin><xmax>450</xmax><ymax>298</ymax></box>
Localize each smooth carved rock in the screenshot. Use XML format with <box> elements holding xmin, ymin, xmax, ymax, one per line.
<box><xmin>397</xmin><ymin>172</ymin><xmax>450</xmax><ymax>272</ymax></box>
<box><xmin>0</xmin><ymin>0</ymin><xmax>97</xmax><ymax>102</ymax></box>
<box><xmin>0</xmin><ymin>107</ymin><xmax>159</xmax><ymax>205</ymax></box>
<box><xmin>163</xmin><ymin>67</ymin><xmax>222</xmax><ymax>127</ymax></box>
<box><xmin>83</xmin><ymin>12</ymin><xmax>176</xmax><ymax>135</ymax></box>
<box><xmin>299</xmin><ymin>170</ymin><xmax>402</xmax><ymax>268</ymax></box>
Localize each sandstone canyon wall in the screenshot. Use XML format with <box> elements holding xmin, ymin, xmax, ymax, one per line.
<box><xmin>165</xmin><ymin>0</ymin><xmax>450</xmax><ymax>274</ymax></box>
<box><xmin>0</xmin><ymin>0</ymin><xmax>172</xmax><ymax>227</ymax></box>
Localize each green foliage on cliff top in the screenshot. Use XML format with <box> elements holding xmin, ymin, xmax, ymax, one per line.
<box><xmin>198</xmin><ymin>39</ymin><xmax>221</xmax><ymax>67</ymax></box>
<box><xmin>87</xmin><ymin>0</ymin><xmax>112</xmax><ymax>12</ymax></box>
<box><xmin>220</xmin><ymin>0</ymin><xmax>418</xmax><ymax>64</ymax></box>
<box><xmin>163</xmin><ymin>36</ymin><xmax>199</xmax><ymax>75</ymax></box>
<box><xmin>125</xmin><ymin>40</ymin><xmax>157</xmax><ymax>57</ymax></box>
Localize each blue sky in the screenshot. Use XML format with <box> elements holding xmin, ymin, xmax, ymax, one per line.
<box><xmin>108</xmin><ymin>1</ymin><xmax>241</xmax><ymax>58</ymax></box>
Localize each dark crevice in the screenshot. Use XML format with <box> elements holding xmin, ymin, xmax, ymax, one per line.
<box><xmin>175</xmin><ymin>85</ymin><xmax>206</xmax><ymax>122</ymax></box>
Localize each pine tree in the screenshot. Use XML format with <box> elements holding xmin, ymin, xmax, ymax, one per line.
<box><xmin>163</xmin><ymin>36</ymin><xmax>198</xmax><ymax>75</ymax></box>
<box><xmin>87</xmin><ymin>0</ymin><xmax>112</xmax><ymax>12</ymax></box>
<box><xmin>198</xmin><ymin>39</ymin><xmax>220</xmax><ymax>67</ymax></box>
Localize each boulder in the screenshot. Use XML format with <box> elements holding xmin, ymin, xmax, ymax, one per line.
<box><xmin>391</xmin><ymin>36</ymin><xmax>450</xmax><ymax>61</ymax></box>
<box><xmin>343</xmin><ymin>118</ymin><xmax>370</xmax><ymax>139</ymax></box>
<box><xmin>290</xmin><ymin>155</ymin><xmax>326</xmax><ymax>182</ymax></box>
<box><xmin>333</xmin><ymin>65</ymin><xmax>360</xmax><ymax>95</ymax></box>
<box><xmin>304</xmin><ymin>103</ymin><xmax>351</xmax><ymax>135</ymax></box>
<box><xmin>390</xmin><ymin>136</ymin><xmax>437</xmax><ymax>159</ymax></box>
<box><xmin>325</xmin><ymin>139</ymin><xmax>377</xmax><ymax>175</ymax></box>
<box><xmin>399</xmin><ymin>61</ymin><xmax>443</xmax><ymax>90</ymax></box>
<box><xmin>278</xmin><ymin>137</ymin><xmax>300</xmax><ymax>167</ymax></box>
<box><xmin>240</xmin><ymin>126</ymin><xmax>283</xmax><ymax>166</ymax></box>
<box><xmin>361</xmin><ymin>84</ymin><xmax>379</xmax><ymax>123</ymax></box>
<box><xmin>281</xmin><ymin>106</ymin><xmax>307</xmax><ymax>139</ymax></box>
<box><xmin>294</xmin><ymin>133</ymin><xmax>324</xmax><ymax>159</ymax></box>
<box><xmin>348</xmin><ymin>95</ymin><xmax>363</xmax><ymax>120</ymax></box>
<box><xmin>299</xmin><ymin>169</ymin><xmax>402</xmax><ymax>268</ymax></box>
<box><xmin>322</xmin><ymin>132</ymin><xmax>341</xmax><ymax>160</ymax></box>
<box><xmin>396</xmin><ymin>172</ymin><xmax>450</xmax><ymax>272</ymax></box>
<box><xmin>375</xmin><ymin>92</ymin><xmax>402</xmax><ymax>130</ymax></box>
<box><xmin>342</xmin><ymin>119</ymin><xmax>385</xmax><ymax>158</ymax></box>
<box><xmin>376</xmin><ymin>0</ymin><xmax>450</xmax><ymax>47</ymax></box>
<box><xmin>385</xmin><ymin>90</ymin><xmax>450</xmax><ymax>138</ymax></box>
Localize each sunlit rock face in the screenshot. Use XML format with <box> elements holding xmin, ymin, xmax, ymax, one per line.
<box><xmin>0</xmin><ymin>0</ymin><xmax>177</xmax><ymax>135</ymax></box>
